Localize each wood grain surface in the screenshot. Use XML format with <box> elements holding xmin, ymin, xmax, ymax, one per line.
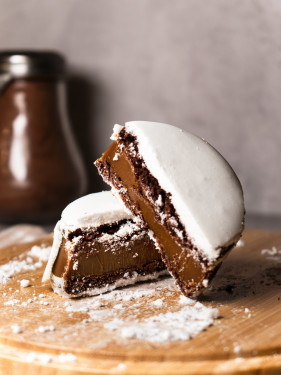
<box><xmin>0</xmin><ymin>229</ymin><xmax>281</xmax><ymax>375</ymax></box>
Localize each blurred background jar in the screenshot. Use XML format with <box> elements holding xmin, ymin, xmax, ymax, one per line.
<box><xmin>0</xmin><ymin>50</ymin><xmax>88</xmax><ymax>224</ymax></box>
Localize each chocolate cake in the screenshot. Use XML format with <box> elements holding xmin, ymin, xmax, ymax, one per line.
<box><xmin>42</xmin><ymin>191</ymin><xmax>167</xmax><ymax>297</ymax></box>
<box><xmin>95</xmin><ymin>121</ymin><xmax>245</xmax><ymax>297</ymax></box>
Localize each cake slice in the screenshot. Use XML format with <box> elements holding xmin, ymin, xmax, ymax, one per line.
<box><xmin>95</xmin><ymin>121</ymin><xmax>245</xmax><ymax>297</ymax></box>
<box><xmin>42</xmin><ymin>191</ymin><xmax>166</xmax><ymax>297</ymax></box>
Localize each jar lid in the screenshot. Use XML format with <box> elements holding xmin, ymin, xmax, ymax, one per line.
<box><xmin>0</xmin><ymin>50</ymin><xmax>66</xmax><ymax>78</ymax></box>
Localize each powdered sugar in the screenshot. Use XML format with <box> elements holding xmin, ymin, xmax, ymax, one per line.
<box><xmin>26</xmin><ymin>352</ymin><xmax>53</xmax><ymax>364</ymax></box>
<box><xmin>97</xmin><ymin>221</ymin><xmax>143</xmax><ymax>246</ymax></box>
<box><xmin>11</xmin><ymin>324</ymin><xmax>22</xmax><ymax>334</ymax></box>
<box><xmin>104</xmin><ymin>301</ymin><xmax>219</xmax><ymax>342</ymax></box>
<box><xmin>20</xmin><ymin>279</ymin><xmax>30</xmax><ymax>288</ymax></box>
<box><xmin>24</xmin><ymin>352</ymin><xmax>76</xmax><ymax>364</ymax></box>
<box><xmin>261</xmin><ymin>247</ymin><xmax>281</xmax><ymax>263</ymax></box>
<box><xmin>152</xmin><ymin>298</ymin><xmax>164</xmax><ymax>307</ymax></box>
<box><xmin>50</xmin><ymin>277</ymin><xmax>219</xmax><ymax>343</ymax></box>
<box><xmin>116</xmin><ymin>363</ymin><xmax>127</xmax><ymax>371</ymax></box>
<box><xmin>4</xmin><ymin>299</ymin><xmax>20</xmax><ymax>306</ymax></box>
<box><xmin>36</xmin><ymin>325</ymin><xmax>55</xmax><ymax>333</ymax></box>
<box><xmin>0</xmin><ymin>245</ymin><xmax>51</xmax><ymax>284</ymax></box>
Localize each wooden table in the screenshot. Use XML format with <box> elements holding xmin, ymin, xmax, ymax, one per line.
<box><xmin>0</xmin><ymin>228</ymin><xmax>281</xmax><ymax>374</ymax></box>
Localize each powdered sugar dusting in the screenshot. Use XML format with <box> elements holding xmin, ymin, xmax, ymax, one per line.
<box><xmin>0</xmin><ymin>245</ymin><xmax>51</xmax><ymax>284</ymax></box>
<box><xmin>36</xmin><ymin>325</ymin><xmax>55</xmax><ymax>333</ymax></box>
<box><xmin>11</xmin><ymin>324</ymin><xmax>22</xmax><ymax>334</ymax></box>
<box><xmin>51</xmin><ymin>277</ymin><xmax>219</xmax><ymax>343</ymax></box>
<box><xmin>261</xmin><ymin>246</ymin><xmax>281</xmax><ymax>262</ymax></box>
<box><xmin>104</xmin><ymin>301</ymin><xmax>219</xmax><ymax>342</ymax></box>
<box><xmin>23</xmin><ymin>352</ymin><xmax>76</xmax><ymax>364</ymax></box>
<box><xmin>20</xmin><ymin>279</ymin><xmax>31</xmax><ymax>288</ymax></box>
<box><xmin>98</xmin><ymin>221</ymin><xmax>143</xmax><ymax>246</ymax></box>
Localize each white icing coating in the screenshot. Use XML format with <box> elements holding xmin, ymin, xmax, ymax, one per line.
<box><xmin>61</xmin><ymin>191</ymin><xmax>132</xmax><ymax>230</ymax></box>
<box><xmin>42</xmin><ymin>191</ymin><xmax>133</xmax><ymax>282</ymax></box>
<box><xmin>121</xmin><ymin>121</ymin><xmax>244</xmax><ymax>261</ymax></box>
<box><xmin>42</xmin><ymin>222</ymin><xmax>63</xmax><ymax>282</ymax></box>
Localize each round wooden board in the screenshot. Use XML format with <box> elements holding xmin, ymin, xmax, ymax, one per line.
<box><xmin>0</xmin><ymin>229</ymin><xmax>281</xmax><ymax>375</ymax></box>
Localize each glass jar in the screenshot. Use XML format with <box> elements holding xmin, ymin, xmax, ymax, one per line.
<box><xmin>0</xmin><ymin>50</ymin><xmax>87</xmax><ymax>223</ymax></box>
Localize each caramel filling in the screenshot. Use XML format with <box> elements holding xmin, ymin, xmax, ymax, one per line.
<box><xmin>53</xmin><ymin>234</ymin><xmax>163</xmax><ymax>279</ymax></box>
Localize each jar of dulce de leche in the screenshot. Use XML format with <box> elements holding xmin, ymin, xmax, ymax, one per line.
<box><xmin>0</xmin><ymin>51</ymin><xmax>87</xmax><ymax>224</ymax></box>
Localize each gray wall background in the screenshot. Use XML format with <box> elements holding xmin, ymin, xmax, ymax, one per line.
<box><xmin>0</xmin><ymin>0</ymin><xmax>280</xmax><ymax>218</ymax></box>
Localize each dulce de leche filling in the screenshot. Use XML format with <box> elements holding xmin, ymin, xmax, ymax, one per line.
<box><xmin>53</xmin><ymin>235</ymin><xmax>163</xmax><ymax>278</ymax></box>
<box><xmin>96</xmin><ymin>142</ymin><xmax>211</xmax><ymax>296</ymax></box>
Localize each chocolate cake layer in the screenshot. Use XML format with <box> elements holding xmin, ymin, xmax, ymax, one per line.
<box><xmin>95</xmin><ymin>132</ymin><xmax>237</xmax><ymax>296</ymax></box>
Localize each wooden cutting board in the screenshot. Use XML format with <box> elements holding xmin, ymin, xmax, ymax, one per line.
<box><xmin>0</xmin><ymin>229</ymin><xmax>281</xmax><ymax>375</ymax></box>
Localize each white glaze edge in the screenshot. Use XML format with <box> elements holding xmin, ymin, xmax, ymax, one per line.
<box><xmin>50</xmin><ymin>270</ymin><xmax>169</xmax><ymax>298</ymax></box>
<box><xmin>60</xmin><ymin>191</ymin><xmax>133</xmax><ymax>231</ymax></box>
<box><xmin>42</xmin><ymin>221</ymin><xmax>63</xmax><ymax>282</ymax></box>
